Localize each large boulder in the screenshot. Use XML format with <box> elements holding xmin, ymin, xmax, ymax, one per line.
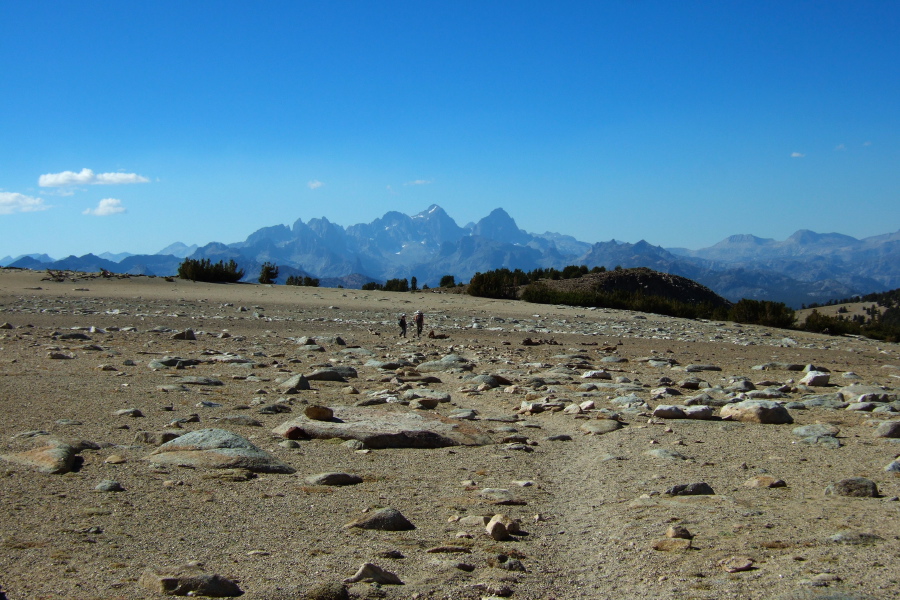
<box><xmin>272</xmin><ymin>406</ymin><xmax>493</xmax><ymax>448</ymax></box>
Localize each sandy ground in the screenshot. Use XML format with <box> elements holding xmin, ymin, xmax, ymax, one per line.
<box><xmin>1</xmin><ymin>269</ymin><xmax>899</xmax><ymax>600</ymax></box>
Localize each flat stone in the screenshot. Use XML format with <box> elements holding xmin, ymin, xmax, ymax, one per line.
<box><xmin>147</xmin><ymin>428</ymin><xmax>295</xmax><ymax>473</ymax></box>
<box><xmin>829</xmin><ymin>531</ymin><xmax>884</xmax><ymax>545</ymax></box>
<box><xmin>416</xmin><ymin>354</ymin><xmax>472</xmax><ymax>373</ymax></box>
<box><xmin>799</xmin><ymin>435</ymin><xmax>842</xmax><ymax>449</ymax></box>
<box><xmin>273</xmin><ymin>406</ymin><xmax>493</xmax><ymax>448</ymax></box>
<box><xmin>646</xmin><ymin>448</ymin><xmax>688</xmax><ymax>461</ymax></box>
<box><xmin>176</xmin><ymin>376</ymin><xmax>224</xmax><ymax>386</ymax></box>
<box><xmin>792</xmin><ymin>424</ymin><xmax>840</xmax><ymax>437</ymax></box>
<box><xmin>215</xmin><ymin>415</ymin><xmax>262</xmax><ymax>427</ymax></box>
<box><xmin>305</xmin><ymin>472</ymin><xmax>363</xmax><ymax>486</ymax></box>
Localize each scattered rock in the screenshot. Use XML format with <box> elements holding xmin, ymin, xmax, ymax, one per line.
<box><xmin>138</xmin><ymin>564</ymin><xmax>243</xmax><ymax>596</ymax></box>
<box><xmin>279</xmin><ymin>374</ymin><xmax>311</xmax><ymax>393</ymax></box>
<box><xmin>718</xmin><ymin>556</ymin><xmax>754</xmax><ymax>573</ymax></box>
<box><xmin>304</xmin><ymin>405</ymin><xmax>334</xmax><ymax>421</ymax></box>
<box><xmin>343</xmin><ymin>563</ymin><xmax>403</xmax><ymax>585</ymax></box>
<box><xmin>304</xmin><ymin>581</ymin><xmax>350</xmax><ymax>600</ymax></box>
<box><xmin>95</xmin><ymin>479</ymin><xmax>125</xmax><ymax>492</ymax></box>
<box><xmin>305</xmin><ymin>472</ymin><xmax>363</xmax><ymax>486</ymax></box>
<box><xmin>720</xmin><ymin>400</ymin><xmax>793</xmax><ymax>424</ymax></box>
<box><xmin>874</xmin><ymin>421</ymin><xmax>900</xmax><ymax>438</ymax></box>
<box><xmin>652</xmin><ymin>538</ymin><xmax>692</xmax><ymax>551</ymax></box>
<box><xmin>824</xmin><ymin>477</ymin><xmax>879</xmax><ymax>498</ymax></box>
<box><xmin>665</xmin><ymin>482</ymin><xmax>715</xmax><ymax>496</ymax></box>
<box><xmin>343</xmin><ymin>508</ymin><xmax>415</xmax><ymax>531</ymax></box>
<box><xmin>744</xmin><ymin>475</ymin><xmax>787</xmax><ymax>488</ymax></box>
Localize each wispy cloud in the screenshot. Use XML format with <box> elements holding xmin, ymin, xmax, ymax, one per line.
<box><xmin>404</xmin><ymin>179</ymin><xmax>433</xmax><ymax>186</ymax></box>
<box><xmin>0</xmin><ymin>192</ymin><xmax>48</xmax><ymax>214</ymax></box>
<box><xmin>307</xmin><ymin>180</ymin><xmax>324</xmax><ymax>190</ymax></box>
<box><xmin>39</xmin><ymin>168</ymin><xmax>149</xmax><ymax>187</ymax></box>
<box><xmin>863</xmin><ymin>141</ymin><xmax>872</xmax><ymax>146</ymax></box>
<box><xmin>834</xmin><ymin>144</ymin><xmax>846</xmax><ymax>151</ymax></box>
<box><xmin>83</xmin><ymin>198</ymin><xmax>126</xmax><ymax>216</ymax></box>
<box><xmin>790</xmin><ymin>152</ymin><xmax>805</xmax><ymax>158</ymax></box>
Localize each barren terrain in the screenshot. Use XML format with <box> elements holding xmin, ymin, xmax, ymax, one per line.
<box><xmin>1</xmin><ymin>269</ymin><xmax>899</xmax><ymax>600</ymax></box>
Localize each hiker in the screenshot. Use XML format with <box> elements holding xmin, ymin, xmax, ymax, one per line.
<box><xmin>398</xmin><ymin>313</ymin><xmax>407</xmax><ymax>338</ymax></box>
<box><xmin>413</xmin><ymin>310</ymin><xmax>424</xmax><ymax>338</ymax></box>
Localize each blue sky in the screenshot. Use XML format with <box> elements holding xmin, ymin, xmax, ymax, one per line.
<box><xmin>1</xmin><ymin>1</ymin><xmax>898</xmax><ymax>259</ymax></box>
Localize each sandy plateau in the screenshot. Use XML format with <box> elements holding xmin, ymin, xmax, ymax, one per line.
<box><xmin>1</xmin><ymin>269</ymin><xmax>899</xmax><ymax>600</ymax></box>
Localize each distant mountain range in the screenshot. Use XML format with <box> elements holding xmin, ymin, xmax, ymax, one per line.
<box><xmin>3</xmin><ymin>205</ymin><xmax>899</xmax><ymax>308</ymax></box>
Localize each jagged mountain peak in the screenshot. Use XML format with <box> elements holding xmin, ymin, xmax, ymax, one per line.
<box><xmin>413</xmin><ymin>204</ymin><xmax>447</xmax><ymax>219</ymax></box>
<box><xmin>472</xmin><ymin>207</ymin><xmax>530</xmax><ymax>245</ymax></box>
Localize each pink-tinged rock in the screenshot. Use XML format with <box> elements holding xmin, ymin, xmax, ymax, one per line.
<box><xmin>0</xmin><ymin>441</ymin><xmax>78</xmax><ymax>474</ymax></box>
<box><xmin>720</xmin><ymin>400</ymin><xmax>793</xmax><ymax>424</ymax></box>
<box><xmin>718</xmin><ymin>556</ymin><xmax>754</xmax><ymax>573</ymax></box>
<box><xmin>653</xmin><ymin>405</ymin><xmax>686</xmax><ymax>419</ymax></box>
<box><xmin>800</xmin><ymin>371</ymin><xmax>830</xmax><ymax>386</ymax></box>
<box><xmin>743</xmin><ymin>475</ymin><xmax>787</xmax><ymax>488</ymax></box>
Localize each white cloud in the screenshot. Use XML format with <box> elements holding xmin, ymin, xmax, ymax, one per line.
<box><xmin>834</xmin><ymin>144</ymin><xmax>846</xmax><ymax>151</ymax></box>
<box><xmin>404</xmin><ymin>179</ymin><xmax>433</xmax><ymax>186</ymax></box>
<box><xmin>0</xmin><ymin>192</ymin><xmax>48</xmax><ymax>214</ymax></box>
<box><xmin>308</xmin><ymin>180</ymin><xmax>324</xmax><ymax>190</ymax></box>
<box><xmin>790</xmin><ymin>152</ymin><xmax>805</xmax><ymax>158</ymax></box>
<box><xmin>83</xmin><ymin>198</ymin><xmax>126</xmax><ymax>216</ymax></box>
<box><xmin>39</xmin><ymin>168</ymin><xmax>149</xmax><ymax>187</ymax></box>
<box><xmin>863</xmin><ymin>141</ymin><xmax>872</xmax><ymax>146</ymax></box>
<box><xmin>94</xmin><ymin>172</ymin><xmax>150</xmax><ymax>185</ymax></box>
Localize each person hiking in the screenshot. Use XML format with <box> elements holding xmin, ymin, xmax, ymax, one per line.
<box><xmin>413</xmin><ymin>310</ymin><xmax>424</xmax><ymax>338</ymax></box>
<box><xmin>398</xmin><ymin>313</ymin><xmax>407</xmax><ymax>338</ymax></box>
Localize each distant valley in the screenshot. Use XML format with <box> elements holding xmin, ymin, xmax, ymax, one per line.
<box><xmin>3</xmin><ymin>205</ymin><xmax>899</xmax><ymax>308</ymax></box>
